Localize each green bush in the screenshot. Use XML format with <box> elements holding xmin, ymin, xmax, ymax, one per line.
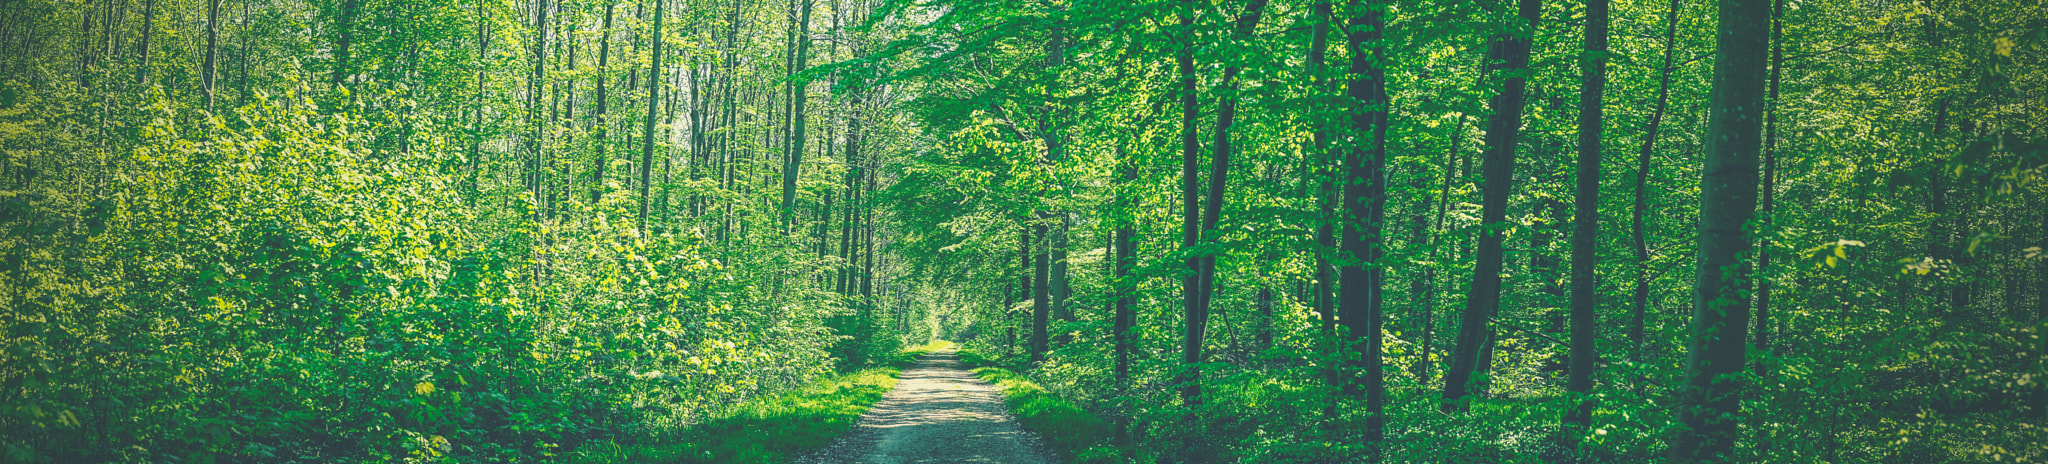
<box><xmin>577</xmin><ymin>343</ymin><xmax>947</xmax><ymax>463</ymax></box>
<box><xmin>0</xmin><ymin>86</ymin><xmax>843</xmax><ymax>463</ymax></box>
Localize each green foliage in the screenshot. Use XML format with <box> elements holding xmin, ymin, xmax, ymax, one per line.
<box><xmin>574</xmin><ymin>341</ymin><xmax>949</xmax><ymax>464</ymax></box>
<box><xmin>0</xmin><ymin>0</ymin><xmax>2043</xmax><ymax>459</ymax></box>
<box><xmin>960</xmin><ymin>350</ymin><xmax>1123</xmax><ymax>464</ymax></box>
<box><xmin>0</xmin><ymin>86</ymin><xmax>850</xmax><ymax>462</ymax></box>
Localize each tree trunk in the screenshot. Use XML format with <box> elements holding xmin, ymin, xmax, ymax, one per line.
<box><xmin>1634</xmin><ymin>0</ymin><xmax>1684</xmax><ymax>363</ymax></box>
<box><xmin>1114</xmin><ymin>157</ymin><xmax>1138</xmax><ymax>387</ymax></box>
<box><xmin>1560</xmin><ymin>0</ymin><xmax>1609</xmax><ymax>452</ymax></box>
<box><xmin>1178</xmin><ymin>0</ymin><xmax>1268</xmax><ymax>409</ymax></box>
<box><xmin>779</xmin><ymin>0</ymin><xmax>812</xmax><ymax>229</ymax></box>
<box><xmin>1668</xmin><ymin>0</ymin><xmax>1769</xmax><ymax>458</ymax></box>
<box><xmin>1304</xmin><ymin>0</ymin><xmax>1339</xmax><ymax>424</ymax></box>
<box><xmin>1754</xmin><ymin>0</ymin><xmax>1784</xmax><ymax>380</ymax></box>
<box><xmin>527</xmin><ymin>0</ymin><xmax>550</xmax><ymax>211</ymax></box>
<box><xmin>203</xmin><ymin>0</ymin><xmax>221</xmax><ymax>109</ymax></box>
<box><xmin>1031</xmin><ymin>222</ymin><xmax>1049</xmax><ymax>364</ymax></box>
<box><xmin>637</xmin><ymin>0</ymin><xmax>664</xmax><ymax>237</ymax></box>
<box><xmin>138</xmin><ymin>0</ymin><xmax>156</xmax><ymax>85</ymax></box>
<box><xmin>1045</xmin><ymin>23</ymin><xmax>1073</xmax><ymax>347</ymax></box>
<box><xmin>1442</xmin><ymin>0</ymin><xmax>1540</xmax><ymax>412</ymax></box>
<box><xmin>330</xmin><ymin>0</ymin><xmax>358</xmax><ymax>87</ymax></box>
<box><xmin>1335</xmin><ymin>0</ymin><xmax>1389</xmax><ymax>455</ymax></box>
<box><xmin>1257</xmin><ymin>287</ymin><xmax>1274</xmax><ymax>352</ymax></box>
<box><xmin>1418</xmin><ymin>115</ymin><xmax>1465</xmax><ymax>384</ymax></box>
<box><xmin>1174</xmin><ymin>0</ymin><xmax>1204</xmax><ymax>405</ymax></box>
<box><xmin>468</xmin><ymin>4</ymin><xmax>489</xmax><ymax>194</ymax></box>
<box><xmin>590</xmin><ymin>2</ymin><xmax>616</xmax><ymax>205</ymax></box>
<box><xmin>237</xmin><ymin>0</ymin><xmax>252</xmax><ymax>108</ymax></box>
<box><xmin>1536</xmin><ymin>199</ymin><xmax>1568</xmax><ymax>335</ymax></box>
<box><xmin>2037</xmin><ymin>200</ymin><xmax>2047</xmax><ymax>421</ymax></box>
<box><xmin>1052</xmin><ymin>214</ymin><xmax>1072</xmax><ymax>343</ymax></box>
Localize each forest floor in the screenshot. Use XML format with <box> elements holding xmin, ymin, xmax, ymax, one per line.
<box><xmin>792</xmin><ymin>349</ymin><xmax>1060</xmax><ymax>464</ymax></box>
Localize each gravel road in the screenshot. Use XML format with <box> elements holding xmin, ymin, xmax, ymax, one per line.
<box><xmin>792</xmin><ymin>350</ymin><xmax>1060</xmax><ymax>464</ymax></box>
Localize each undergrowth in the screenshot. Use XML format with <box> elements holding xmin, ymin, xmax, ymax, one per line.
<box><xmin>960</xmin><ymin>349</ymin><xmax>1129</xmax><ymax>463</ymax></box>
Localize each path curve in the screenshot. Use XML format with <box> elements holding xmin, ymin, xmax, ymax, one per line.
<box><xmin>792</xmin><ymin>350</ymin><xmax>1060</xmax><ymax>464</ymax></box>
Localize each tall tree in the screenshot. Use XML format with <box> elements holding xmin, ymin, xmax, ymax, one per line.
<box><xmin>1305</xmin><ymin>0</ymin><xmax>1341</xmax><ymax>419</ymax></box>
<box><xmin>1442</xmin><ymin>0</ymin><xmax>1540</xmax><ymax>412</ymax></box>
<box><xmin>1752</xmin><ymin>0</ymin><xmax>1785</xmax><ymax>380</ymax></box>
<box><xmin>1668</xmin><ymin>0</ymin><xmax>1770</xmax><ymax>458</ymax></box>
<box><xmin>1632</xmin><ymin>0</ymin><xmax>1683</xmax><ymax>362</ymax></box>
<box><xmin>1030</xmin><ymin>223</ymin><xmax>1049</xmax><ymax>364</ymax></box>
<box><xmin>1173</xmin><ymin>0</ymin><xmax>1204</xmax><ymax>405</ymax></box>
<box><xmin>1181</xmin><ymin>0</ymin><xmax>1269</xmax><ymax>407</ymax></box>
<box><xmin>779</xmin><ymin>0</ymin><xmax>812</xmax><ymax>229</ymax></box>
<box><xmin>1045</xmin><ymin>21</ymin><xmax>1074</xmax><ymax>346</ymax></box>
<box><xmin>1113</xmin><ymin>152</ymin><xmax>1138</xmax><ymax>388</ymax></box>
<box><xmin>1336</xmin><ymin>0</ymin><xmax>1388</xmax><ymax>455</ymax></box>
<box><xmin>138</xmin><ymin>0</ymin><xmax>158</xmax><ymax>84</ymax></box>
<box><xmin>590</xmin><ymin>1</ymin><xmax>617</xmax><ymax>205</ymax></box>
<box><xmin>203</xmin><ymin>0</ymin><xmax>222</xmax><ymax>109</ymax></box>
<box><xmin>1560</xmin><ymin>0</ymin><xmax>1608</xmax><ymax>452</ymax></box>
<box><xmin>637</xmin><ymin>0</ymin><xmax>665</xmax><ymax>236</ymax></box>
<box><xmin>330</xmin><ymin>0</ymin><xmax>359</xmax><ymax>87</ymax></box>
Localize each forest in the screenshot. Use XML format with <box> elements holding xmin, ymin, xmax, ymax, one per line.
<box><xmin>0</xmin><ymin>0</ymin><xmax>2042</xmax><ymax>461</ymax></box>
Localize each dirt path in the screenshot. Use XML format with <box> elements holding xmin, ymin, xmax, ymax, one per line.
<box><xmin>793</xmin><ymin>350</ymin><xmax>1059</xmax><ymax>464</ymax></box>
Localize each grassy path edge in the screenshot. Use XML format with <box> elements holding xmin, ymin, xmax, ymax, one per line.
<box><xmin>573</xmin><ymin>341</ymin><xmax>953</xmax><ymax>463</ymax></box>
<box><xmin>958</xmin><ymin>350</ymin><xmax>1130</xmax><ymax>464</ymax></box>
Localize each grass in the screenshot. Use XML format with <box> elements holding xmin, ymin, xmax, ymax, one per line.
<box><xmin>575</xmin><ymin>340</ymin><xmax>953</xmax><ymax>464</ymax></box>
<box><xmin>959</xmin><ymin>349</ymin><xmax>1128</xmax><ymax>464</ymax></box>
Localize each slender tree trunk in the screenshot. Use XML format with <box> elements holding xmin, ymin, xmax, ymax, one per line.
<box><xmin>75</xmin><ymin>2</ymin><xmax>91</xmax><ymax>89</ymax></box>
<box><xmin>1019</xmin><ymin>228</ymin><xmax>1032</xmax><ymax>361</ymax></box>
<box><xmin>1560</xmin><ymin>0</ymin><xmax>1609</xmax><ymax>453</ymax></box>
<box><xmin>330</xmin><ymin>0</ymin><xmax>358</xmax><ymax>87</ymax></box>
<box><xmin>1174</xmin><ymin>0</ymin><xmax>1204</xmax><ymax>405</ymax></box>
<box><xmin>1754</xmin><ymin>0</ymin><xmax>1784</xmax><ymax>380</ymax></box>
<box><xmin>1336</xmin><ymin>0</ymin><xmax>1387</xmax><ymax>454</ymax></box>
<box><xmin>203</xmin><ymin>0</ymin><xmax>222</xmax><ymax>109</ymax></box>
<box><xmin>839</xmin><ymin>167</ymin><xmax>859</xmax><ymax>294</ymax></box>
<box><xmin>137</xmin><ymin>0</ymin><xmax>156</xmax><ymax>85</ymax></box>
<box><xmin>526</xmin><ymin>0</ymin><xmax>550</xmax><ymax>208</ymax></box>
<box><xmin>1257</xmin><ymin>287</ymin><xmax>1274</xmax><ymax>352</ymax></box>
<box><xmin>637</xmin><ymin>0</ymin><xmax>665</xmax><ymax>237</ymax></box>
<box><xmin>237</xmin><ymin>0</ymin><xmax>252</xmax><ymax>108</ymax></box>
<box><xmin>779</xmin><ymin>0</ymin><xmax>812</xmax><ymax>229</ymax></box>
<box><xmin>1178</xmin><ymin>0</ymin><xmax>1268</xmax><ymax>410</ymax></box>
<box><xmin>1031</xmin><ymin>223</ymin><xmax>1049</xmax><ymax>364</ymax></box>
<box><xmin>1535</xmin><ymin>198</ymin><xmax>1567</xmax><ymax>337</ymax></box>
<box><xmin>1052</xmin><ymin>214</ymin><xmax>1072</xmax><ymax>342</ymax></box>
<box><xmin>1443</xmin><ymin>0</ymin><xmax>1540</xmax><ymax>412</ymax></box>
<box><xmin>1044</xmin><ymin>22</ymin><xmax>1074</xmax><ymax>346</ymax></box>
<box><xmin>1634</xmin><ymin>0</ymin><xmax>1684</xmax><ymax>363</ymax></box>
<box><xmin>590</xmin><ymin>2</ymin><xmax>616</xmax><ymax>205</ymax></box>
<box><xmin>1114</xmin><ymin>154</ymin><xmax>1138</xmax><ymax>387</ymax></box>
<box><xmin>468</xmin><ymin>1</ymin><xmax>489</xmax><ymax>195</ymax></box>
<box><xmin>1005</xmin><ymin>280</ymin><xmax>1017</xmax><ymax>358</ymax></box>
<box><xmin>1418</xmin><ymin>115</ymin><xmax>1466</xmax><ymax>384</ymax></box>
<box><xmin>1668</xmin><ymin>0</ymin><xmax>1770</xmax><ymax>458</ymax></box>
<box><xmin>2036</xmin><ymin>201</ymin><xmax>2047</xmax><ymax>421</ymax></box>
<box><xmin>862</xmin><ymin>168</ymin><xmax>876</xmax><ymax>303</ymax></box>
